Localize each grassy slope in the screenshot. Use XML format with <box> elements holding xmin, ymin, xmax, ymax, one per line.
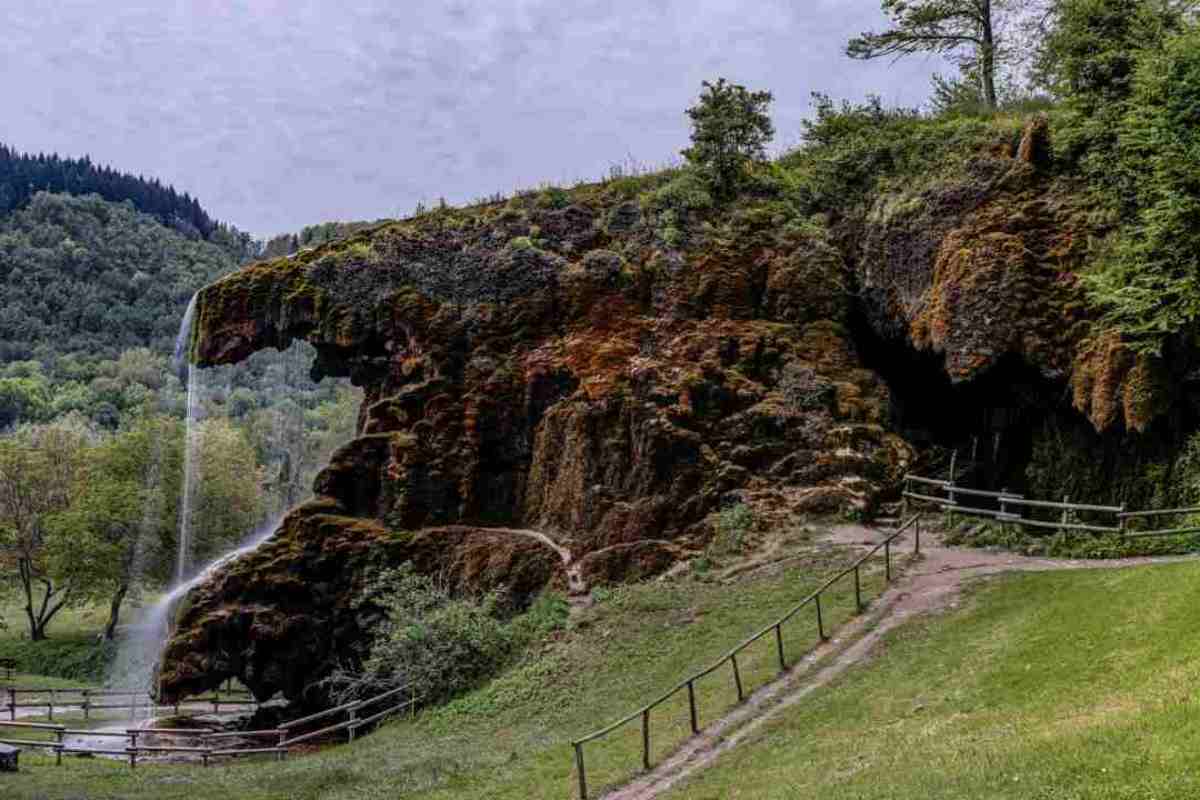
<box><xmin>2</xmin><ymin>534</ymin><xmax>898</xmax><ymax>799</ymax></box>
<box><xmin>665</xmin><ymin>561</ymin><xmax>1200</xmax><ymax>799</ymax></box>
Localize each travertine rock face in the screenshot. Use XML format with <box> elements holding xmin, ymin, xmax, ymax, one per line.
<box><xmin>850</xmin><ymin>118</ymin><xmax>1172</xmax><ymax>434</ymax></box>
<box><xmin>161</xmin><ymin>120</ymin><xmax>1181</xmax><ymax>702</ymax></box>
<box><xmin>160</xmin><ymin>191</ymin><xmax>914</xmax><ymax>701</ymax></box>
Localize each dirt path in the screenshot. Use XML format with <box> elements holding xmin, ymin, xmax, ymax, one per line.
<box><xmin>603</xmin><ymin>523</ymin><xmax>1200</xmax><ymax>800</ymax></box>
<box><xmin>487</xmin><ymin>527</ymin><xmax>591</xmax><ymax>603</ymax></box>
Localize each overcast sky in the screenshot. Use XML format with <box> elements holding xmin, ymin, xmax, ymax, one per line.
<box><xmin>5</xmin><ymin>1</ymin><xmax>947</xmax><ymax>236</ymax></box>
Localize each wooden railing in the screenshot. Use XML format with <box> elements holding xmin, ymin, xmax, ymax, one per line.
<box><xmin>0</xmin><ymin>683</ymin><xmax>416</xmax><ymax>768</ymax></box>
<box><xmin>1118</xmin><ymin>506</ymin><xmax>1200</xmax><ymax>539</ymax></box>
<box><xmin>276</xmin><ymin>684</ymin><xmax>417</xmax><ymax>748</ymax></box>
<box><xmin>903</xmin><ymin>474</ymin><xmax>1200</xmax><ymax>538</ymax></box>
<box><xmin>569</xmin><ymin>514</ymin><xmax>923</xmax><ymax>800</ymax></box>
<box><xmin>0</xmin><ymin>720</ymin><xmax>222</xmax><ymax>767</ymax></box>
<box><xmin>4</xmin><ymin>685</ymin><xmax>258</xmax><ymax>721</ymax></box>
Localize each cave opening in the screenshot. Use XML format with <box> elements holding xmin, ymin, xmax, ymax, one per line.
<box><xmin>848</xmin><ymin>307</ymin><xmax>1060</xmax><ymax>494</ymax></box>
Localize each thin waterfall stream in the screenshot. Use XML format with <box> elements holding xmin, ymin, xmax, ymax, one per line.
<box><xmin>173</xmin><ymin>295</ymin><xmax>199</xmax><ymax>586</ymax></box>
<box><xmin>94</xmin><ymin>293</ymin><xmax>359</xmax><ymax>733</ymax></box>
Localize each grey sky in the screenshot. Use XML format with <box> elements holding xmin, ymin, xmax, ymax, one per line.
<box><xmin>5</xmin><ymin>1</ymin><xmax>947</xmax><ymax>236</ymax></box>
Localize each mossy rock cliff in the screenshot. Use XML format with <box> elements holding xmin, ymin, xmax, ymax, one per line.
<box><xmin>159</xmin><ymin>116</ymin><xmax>1192</xmax><ymax>703</ymax></box>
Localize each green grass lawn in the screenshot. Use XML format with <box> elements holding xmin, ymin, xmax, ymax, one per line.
<box><xmin>0</xmin><ymin>539</ymin><xmax>901</xmax><ymax>800</ymax></box>
<box><xmin>663</xmin><ymin>561</ymin><xmax>1200</xmax><ymax>800</ymax></box>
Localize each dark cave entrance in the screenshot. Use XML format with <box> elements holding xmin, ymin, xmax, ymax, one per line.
<box><xmin>848</xmin><ymin>308</ymin><xmax>1060</xmax><ymax>494</ymax></box>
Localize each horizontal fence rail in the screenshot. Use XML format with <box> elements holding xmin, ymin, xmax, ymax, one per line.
<box><xmin>277</xmin><ymin>684</ymin><xmax>417</xmax><ymax>748</ymax></box>
<box><xmin>0</xmin><ymin>683</ymin><xmax>417</xmax><ymax>769</ymax></box>
<box><xmin>570</xmin><ymin>513</ymin><xmax>924</xmax><ymax>800</ymax></box>
<box><xmin>902</xmin><ymin>473</ymin><xmax>1200</xmax><ymax>539</ymax></box>
<box><xmin>4</xmin><ymin>683</ymin><xmax>257</xmax><ymax>721</ymax></box>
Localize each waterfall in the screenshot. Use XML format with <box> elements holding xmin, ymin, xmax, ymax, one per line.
<box><xmin>107</xmin><ymin>518</ymin><xmax>280</xmax><ymax>703</ymax></box>
<box><xmin>174</xmin><ymin>294</ymin><xmax>202</xmax><ymax>585</ymax></box>
<box><xmin>102</xmin><ymin>293</ymin><xmax>359</xmax><ymax>709</ymax></box>
<box><xmin>172</xmin><ymin>294</ymin><xmax>197</xmax><ymax>376</ymax></box>
<box><xmin>177</xmin><ymin>366</ymin><xmax>200</xmax><ymax>585</ymax></box>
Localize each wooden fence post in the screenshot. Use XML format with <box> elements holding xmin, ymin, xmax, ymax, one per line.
<box><xmin>687</xmin><ymin>680</ymin><xmax>698</xmax><ymax>734</ymax></box>
<box><xmin>1061</xmin><ymin>495</ymin><xmax>1070</xmax><ymax>531</ymax></box>
<box><xmin>1118</xmin><ymin>504</ymin><xmax>1127</xmax><ymax>537</ymax></box>
<box><xmin>815</xmin><ymin>594</ymin><xmax>826</xmax><ymax>640</ymax></box>
<box><xmin>730</xmin><ymin>656</ymin><xmax>744</xmax><ymax>702</ymax></box>
<box><xmin>574</xmin><ymin>741</ymin><xmax>588</xmax><ymax>800</ymax></box>
<box><xmin>948</xmin><ymin>451</ymin><xmax>958</xmax><ymax>506</ymax></box>
<box><xmin>854</xmin><ymin>565</ymin><xmax>862</xmax><ymax>612</ymax></box>
<box><xmin>641</xmin><ymin>709</ymin><xmax>650</xmax><ymax>770</ymax></box>
<box><xmin>774</xmin><ymin>624</ymin><xmax>786</xmax><ymax>671</ymax></box>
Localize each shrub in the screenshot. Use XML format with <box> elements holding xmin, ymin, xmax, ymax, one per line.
<box><xmin>1079</xmin><ymin>25</ymin><xmax>1200</xmax><ymax>354</ymax></box>
<box><xmin>0</xmin><ymin>637</ymin><xmax>116</xmax><ymax>682</ymax></box>
<box><xmin>535</xmin><ymin>186</ymin><xmax>571</xmax><ymax>210</ymax></box>
<box><xmin>712</xmin><ymin>503</ymin><xmax>754</xmax><ymax>554</ymax></box>
<box><xmin>326</xmin><ymin>565</ymin><xmax>567</xmax><ymax>707</ymax></box>
<box><xmin>639</xmin><ymin>169</ymin><xmax>714</xmax><ymax>247</ymax></box>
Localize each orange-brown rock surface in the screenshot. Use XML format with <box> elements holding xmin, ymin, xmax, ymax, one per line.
<box><xmin>159</xmin><ymin>187</ymin><xmax>916</xmax><ymax>702</ymax></box>
<box><xmin>159</xmin><ymin>120</ymin><xmax>1184</xmax><ymax>702</ymax></box>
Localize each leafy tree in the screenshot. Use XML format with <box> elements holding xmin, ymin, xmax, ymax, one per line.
<box><xmin>0</xmin><ymin>193</ymin><xmax>238</xmax><ymax>371</ymax></box>
<box><xmin>0</xmin><ymin>417</ymin><xmax>92</xmax><ymax>640</ymax></box>
<box><xmin>1081</xmin><ymin>22</ymin><xmax>1200</xmax><ymax>352</ymax></box>
<box><xmin>0</xmin><ymin>374</ymin><xmax>50</xmax><ymax>428</ymax></box>
<box><xmin>681</xmin><ymin>79</ymin><xmax>775</xmax><ymax>199</ymax></box>
<box><xmin>848</xmin><ymin>0</ymin><xmax>1023</xmax><ymax>110</ymax></box>
<box><xmin>186</xmin><ymin>417</ymin><xmax>263</xmax><ymax>567</ymax></box>
<box><xmin>1032</xmin><ymin>0</ymin><xmax>1196</xmax><ymax>110</ymax></box>
<box><xmin>45</xmin><ymin>417</ymin><xmax>177</xmax><ymax>639</ymax></box>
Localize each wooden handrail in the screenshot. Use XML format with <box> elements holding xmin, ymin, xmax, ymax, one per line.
<box><xmin>571</xmin><ymin>513</ymin><xmax>922</xmax><ymax>777</ymax></box>
<box><xmin>1119</xmin><ymin>506</ymin><xmax>1200</xmax><ymax>519</ymax></box>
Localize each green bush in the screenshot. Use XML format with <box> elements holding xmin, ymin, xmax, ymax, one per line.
<box><xmin>1079</xmin><ymin>25</ymin><xmax>1200</xmax><ymax>353</ymax></box>
<box><xmin>639</xmin><ymin>169</ymin><xmax>714</xmax><ymax>246</ymax></box>
<box><xmin>712</xmin><ymin>503</ymin><xmax>754</xmax><ymax>554</ymax></box>
<box><xmin>327</xmin><ymin>565</ymin><xmax>567</xmax><ymax>707</ymax></box>
<box><xmin>0</xmin><ymin>636</ymin><xmax>115</xmax><ymax>682</ymax></box>
<box><xmin>535</xmin><ymin>186</ymin><xmax>571</xmax><ymax>210</ymax></box>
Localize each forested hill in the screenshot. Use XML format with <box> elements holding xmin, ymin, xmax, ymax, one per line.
<box><xmin>0</xmin><ymin>144</ymin><xmax>221</xmax><ymax>240</ymax></box>
<box><xmin>0</xmin><ymin>192</ymin><xmax>238</xmax><ymax>364</ymax></box>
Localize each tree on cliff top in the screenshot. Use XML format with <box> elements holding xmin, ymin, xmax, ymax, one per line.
<box><xmin>682</xmin><ymin>78</ymin><xmax>774</xmax><ymax>200</ymax></box>
<box><xmin>1031</xmin><ymin>0</ymin><xmax>1197</xmax><ymax>110</ymax></box>
<box><xmin>848</xmin><ymin>1</ymin><xmax>1021</xmax><ymax>110</ymax></box>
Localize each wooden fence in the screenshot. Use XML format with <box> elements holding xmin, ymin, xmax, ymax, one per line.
<box><xmin>4</xmin><ymin>685</ymin><xmax>258</xmax><ymax>721</ymax></box>
<box><xmin>902</xmin><ymin>474</ymin><xmax>1200</xmax><ymax>538</ymax></box>
<box><xmin>0</xmin><ymin>683</ymin><xmax>417</xmax><ymax>769</ymax></box>
<box><xmin>275</xmin><ymin>684</ymin><xmax>417</xmax><ymax>748</ymax></box>
<box><xmin>569</xmin><ymin>513</ymin><xmax>923</xmax><ymax>800</ymax></box>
